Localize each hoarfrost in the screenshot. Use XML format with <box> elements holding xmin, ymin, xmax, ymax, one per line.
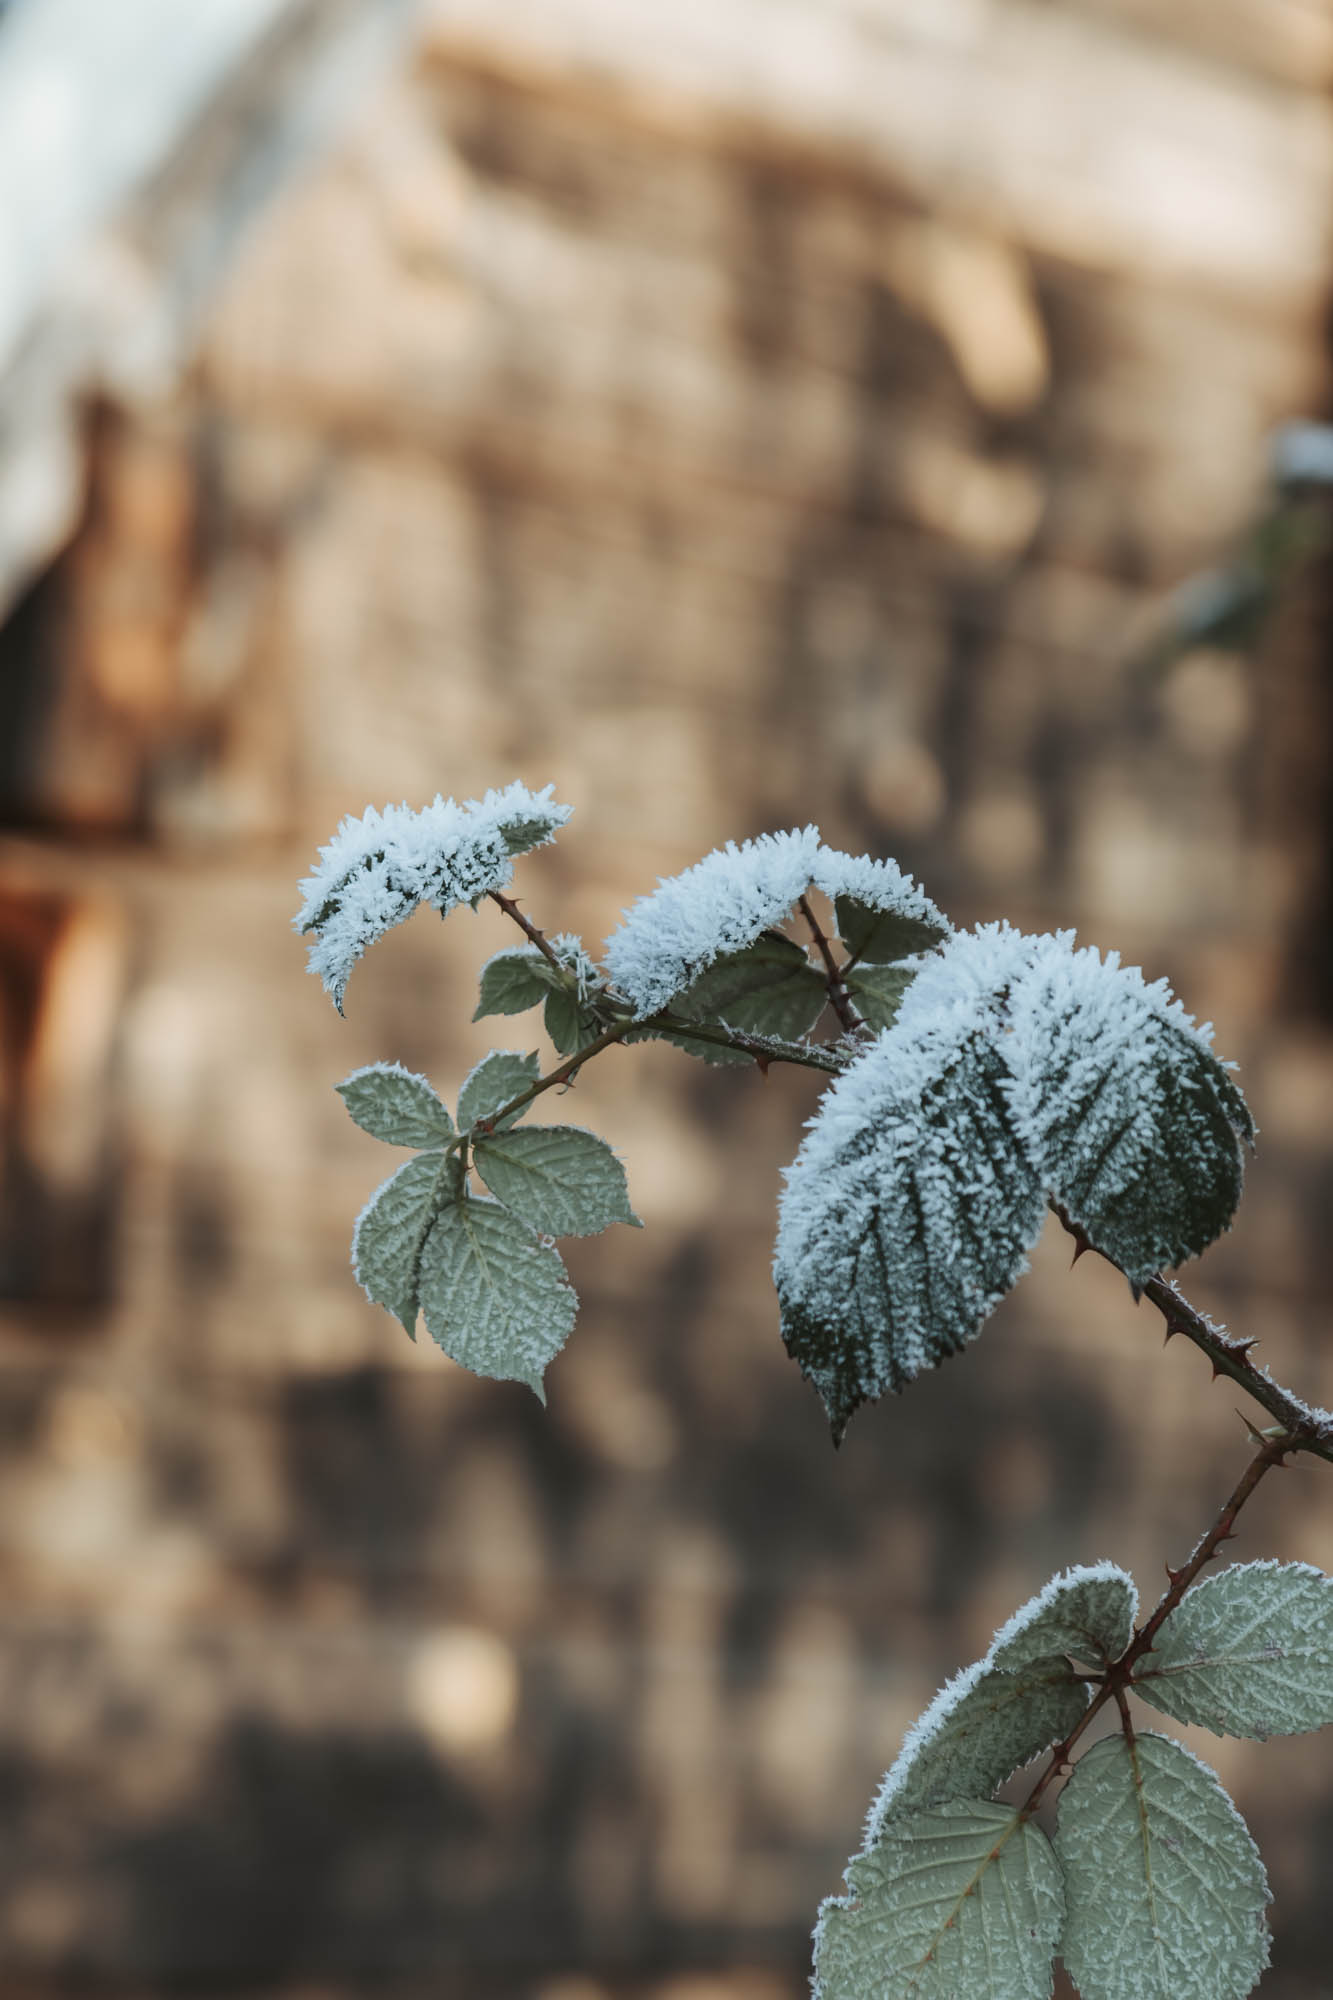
<box><xmin>295</xmin><ymin>782</ymin><xmax>571</xmax><ymax>1011</ymax></box>
<box><xmin>603</xmin><ymin>825</ymin><xmax>822</xmax><ymax>1017</ymax></box>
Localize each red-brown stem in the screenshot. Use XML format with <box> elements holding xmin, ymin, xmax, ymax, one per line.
<box><xmin>798</xmin><ymin>893</ymin><xmax>865</xmax><ymax>1035</ymax></box>
<box><xmin>1019</xmin><ymin>1436</ymin><xmax>1289</xmax><ymax>1818</ymax></box>
<box><xmin>487</xmin><ymin>889</ymin><xmax>565</xmax><ymax>971</ymax></box>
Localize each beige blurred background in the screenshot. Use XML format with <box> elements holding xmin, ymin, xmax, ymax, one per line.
<box><xmin>1</xmin><ymin>1</ymin><xmax>1332</xmax><ymax>1995</ymax></box>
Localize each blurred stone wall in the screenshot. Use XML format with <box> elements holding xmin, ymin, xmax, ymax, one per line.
<box><xmin>1</xmin><ymin>4</ymin><xmax>1332</xmax><ymax>1996</ymax></box>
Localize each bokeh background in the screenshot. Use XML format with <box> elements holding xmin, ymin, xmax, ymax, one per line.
<box><xmin>1</xmin><ymin>2</ymin><xmax>1332</xmax><ymax>1995</ymax></box>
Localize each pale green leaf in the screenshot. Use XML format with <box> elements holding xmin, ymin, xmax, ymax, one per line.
<box><xmin>1055</xmin><ymin>1732</ymin><xmax>1270</xmax><ymax>2000</ymax></box>
<box><xmin>990</xmin><ymin>1565</ymin><xmax>1137</xmax><ymax>1674</ymax></box>
<box><xmin>673</xmin><ymin>930</ymin><xmax>827</xmax><ymax>1044</ymax></box>
<box><xmin>418</xmin><ymin>1193</ymin><xmax>576</xmax><ymax>1397</ymax></box>
<box><xmin>458</xmin><ymin>1049</ymin><xmax>541</xmax><ymax>1132</ymax></box>
<box><xmin>473</xmin><ymin>946</ymin><xmax>561</xmax><ymax>1020</ymax></box>
<box><xmin>867</xmin><ymin>1655</ymin><xmax>1088</xmax><ymax>1838</ymax></box>
<box><xmin>474</xmin><ymin>1125</ymin><xmax>640</xmax><ymax>1236</ymax></box>
<box><xmin>844</xmin><ymin>963</ymin><xmax>915</xmax><ymax>1034</ymax></box>
<box><xmin>352</xmin><ymin>1150</ymin><xmax>455</xmax><ymax>1334</ymax></box>
<box><xmin>336</xmin><ymin>1063</ymin><xmax>453</xmax><ymax>1147</ymax></box>
<box><xmin>814</xmin><ymin>1802</ymin><xmax>1063</xmax><ymax>2000</ymax></box>
<box><xmin>1133</xmin><ymin>1560</ymin><xmax>1333</xmax><ymax>1740</ymax></box>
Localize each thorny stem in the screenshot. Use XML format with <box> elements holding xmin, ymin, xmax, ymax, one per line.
<box><xmin>487</xmin><ymin>889</ymin><xmax>566</xmax><ymax>972</ymax></box>
<box><xmin>1055</xmin><ymin>1209</ymin><xmax>1333</xmax><ymax>1466</ymax></box>
<box><xmin>1019</xmin><ymin>1435</ymin><xmax>1291</xmax><ymax>1818</ymax></box>
<box><xmin>798</xmin><ymin>893</ymin><xmax>866</xmax><ymax>1035</ymax></box>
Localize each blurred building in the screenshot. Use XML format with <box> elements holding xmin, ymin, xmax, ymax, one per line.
<box><xmin>0</xmin><ymin>2</ymin><xmax>1332</xmax><ymax>1995</ymax></box>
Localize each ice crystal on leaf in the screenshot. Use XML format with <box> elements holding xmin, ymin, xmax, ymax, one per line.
<box><xmin>603</xmin><ymin>826</ymin><xmax>823</xmax><ymax>1016</ymax></box>
<box><xmin>775</xmin><ymin>925</ymin><xmax>1253</xmax><ymax>1436</ymax></box>
<box><xmin>813</xmin><ymin>844</ymin><xmax>951</xmax><ymax>963</ymax></box>
<box><xmin>295</xmin><ymin>783</ymin><xmax>571</xmax><ymax>1012</ymax></box>
<box><xmin>774</xmin><ymin>930</ymin><xmax>1047</xmax><ymax>1440</ymax></box>
<box><xmin>1000</xmin><ymin>931</ymin><xmax>1254</xmax><ymax>1285</ymax></box>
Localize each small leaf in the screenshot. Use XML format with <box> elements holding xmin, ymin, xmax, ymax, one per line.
<box><xmin>418</xmin><ymin>1193</ymin><xmax>577</xmax><ymax>1397</ymax></box>
<box><xmin>1000</xmin><ymin>934</ymin><xmax>1254</xmax><ymax>1284</ymax></box>
<box><xmin>834</xmin><ymin>894</ymin><xmax>950</xmax><ymax>965</ymax></box>
<box><xmin>812</xmin><ymin>845</ymin><xmax>951</xmax><ymax>966</ymax></box>
<box><xmin>844</xmin><ymin>963</ymin><xmax>915</xmax><ymax>1033</ymax></box>
<box><xmin>673</xmin><ymin>930</ymin><xmax>828</xmax><ymax>1042</ymax></box>
<box><xmin>543</xmin><ymin>986</ymin><xmax>598</xmax><ymax>1056</ymax></box>
<box><xmin>867</xmin><ymin>1654</ymin><xmax>1088</xmax><ymax>1839</ymax></box>
<box><xmin>1133</xmin><ymin>1560</ymin><xmax>1333</xmax><ymax>1739</ymax></box>
<box><xmin>336</xmin><ymin>1062</ymin><xmax>454</xmax><ymax>1147</ymax></box>
<box><xmin>352</xmin><ymin>1151</ymin><xmax>454</xmax><ymax>1334</ymax></box>
<box><xmin>473</xmin><ymin>946</ymin><xmax>561</xmax><ymax>1020</ymax></box>
<box><xmin>990</xmin><ymin>1564</ymin><xmax>1138</xmax><ymax>1674</ymax></box>
<box><xmin>814</xmin><ymin>1802</ymin><xmax>1063</xmax><ymax>2000</ymax></box>
<box><xmin>1055</xmin><ymin>1732</ymin><xmax>1269</xmax><ymax>2000</ymax></box>
<box><xmin>458</xmin><ymin>1049</ymin><xmax>541</xmax><ymax>1132</ymax></box>
<box><xmin>774</xmin><ymin>1014</ymin><xmax>1045</xmax><ymax>1440</ymax></box>
<box><xmin>474</xmin><ymin>1125</ymin><xmax>641</xmax><ymax>1237</ymax></box>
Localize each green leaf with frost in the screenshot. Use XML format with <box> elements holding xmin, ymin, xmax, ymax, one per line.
<box><xmin>1054</xmin><ymin>1732</ymin><xmax>1269</xmax><ymax>2000</ymax></box>
<box><xmin>673</xmin><ymin>930</ymin><xmax>827</xmax><ymax>1043</ymax></box>
<box><xmin>868</xmin><ymin>1655</ymin><xmax>1087</xmax><ymax>1837</ymax></box>
<box><xmin>834</xmin><ymin>894</ymin><xmax>950</xmax><ymax>965</ymax></box>
<box><xmin>473</xmin><ymin>1125</ymin><xmax>640</xmax><ymax>1237</ymax></box>
<box><xmin>458</xmin><ymin>1049</ymin><xmax>541</xmax><ymax>1132</ymax></box>
<box><xmin>844</xmin><ymin>962</ymin><xmax>915</xmax><ymax>1033</ymax></box>
<box><xmin>473</xmin><ymin>946</ymin><xmax>562</xmax><ymax>1020</ymax></box>
<box><xmin>1000</xmin><ymin>934</ymin><xmax>1254</xmax><ymax>1285</ymax></box>
<box><xmin>544</xmin><ymin>986</ymin><xmax>599</xmax><ymax>1056</ymax></box>
<box><xmin>990</xmin><ymin>1564</ymin><xmax>1137</xmax><ymax>1674</ymax></box>
<box><xmin>1132</xmin><ymin>1561</ymin><xmax>1333</xmax><ymax>1740</ymax></box>
<box><xmin>815</xmin><ymin>1802</ymin><xmax>1063</xmax><ymax>2000</ymax></box>
<box><xmin>418</xmin><ymin>1193</ymin><xmax>576</xmax><ymax>1397</ymax></box>
<box><xmin>352</xmin><ymin>1151</ymin><xmax>456</xmax><ymax>1335</ymax></box>
<box><xmin>774</xmin><ymin>1019</ymin><xmax>1046</xmax><ymax>1441</ymax></box>
<box><xmin>336</xmin><ymin>1063</ymin><xmax>454</xmax><ymax>1147</ymax></box>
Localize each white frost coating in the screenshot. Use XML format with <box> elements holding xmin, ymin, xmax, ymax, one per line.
<box><xmin>295</xmin><ymin>782</ymin><xmax>572</xmax><ymax>1011</ymax></box>
<box><xmin>774</xmin><ymin>927</ymin><xmax>1047</xmax><ymax>1432</ymax></box>
<box><xmin>812</xmin><ymin>843</ymin><xmax>949</xmax><ymax>938</ymax></box>
<box><xmin>988</xmin><ymin>1561</ymin><xmax>1138</xmax><ymax>1670</ymax></box>
<box><xmin>863</xmin><ymin>1653</ymin><xmax>990</xmax><ymax>1841</ymax></box>
<box><xmin>603</xmin><ymin>825</ymin><xmax>822</xmax><ymax>1016</ymax></box>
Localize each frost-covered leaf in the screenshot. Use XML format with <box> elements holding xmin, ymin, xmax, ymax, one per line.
<box><xmin>473</xmin><ymin>1125</ymin><xmax>641</xmax><ymax>1236</ymax></box>
<box><xmin>473</xmin><ymin>945</ymin><xmax>561</xmax><ymax>1020</ymax></box>
<box><xmin>604</xmin><ymin>825</ymin><xmax>822</xmax><ymax>1016</ymax></box>
<box><xmin>418</xmin><ymin>1193</ymin><xmax>577</xmax><ymax>1397</ymax></box>
<box><xmin>1055</xmin><ymin>1732</ymin><xmax>1269</xmax><ymax>2000</ymax></box>
<box><xmin>1132</xmin><ymin>1561</ymin><xmax>1333</xmax><ymax>1740</ymax></box>
<box><xmin>866</xmin><ymin>1654</ymin><xmax>1087</xmax><ymax>1839</ymax></box>
<box><xmin>990</xmin><ymin>1564</ymin><xmax>1138</xmax><ymax>1674</ymax></box>
<box><xmin>458</xmin><ymin>1049</ymin><xmax>541</xmax><ymax>1132</ymax></box>
<box><xmin>1000</xmin><ymin>933</ymin><xmax>1253</xmax><ymax>1284</ymax></box>
<box><xmin>844</xmin><ymin>962</ymin><xmax>915</xmax><ymax>1033</ymax></box>
<box><xmin>815</xmin><ymin>1802</ymin><xmax>1063</xmax><ymax>2000</ymax></box>
<box><xmin>672</xmin><ymin>930</ymin><xmax>827</xmax><ymax>1042</ymax></box>
<box><xmin>295</xmin><ymin>782</ymin><xmax>571</xmax><ymax>1011</ymax></box>
<box><xmin>539</xmin><ymin>934</ymin><xmax>603</xmax><ymax>1054</ymax></box>
<box><xmin>336</xmin><ymin>1062</ymin><xmax>454</xmax><ymax>1147</ymax></box>
<box><xmin>352</xmin><ymin>1150</ymin><xmax>455</xmax><ymax>1334</ymax></box>
<box><xmin>774</xmin><ymin>938</ymin><xmax>1046</xmax><ymax>1438</ymax></box>
<box><xmin>814</xmin><ymin>846</ymin><xmax>951</xmax><ymax>965</ymax></box>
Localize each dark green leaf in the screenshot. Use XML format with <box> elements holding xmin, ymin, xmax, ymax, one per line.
<box><xmin>835</xmin><ymin>894</ymin><xmax>950</xmax><ymax>964</ymax></box>
<box><xmin>473</xmin><ymin>946</ymin><xmax>562</xmax><ymax>1021</ymax></box>
<box><xmin>673</xmin><ymin>930</ymin><xmax>827</xmax><ymax>1042</ymax></box>
<box><xmin>845</xmin><ymin>963</ymin><xmax>915</xmax><ymax>1034</ymax></box>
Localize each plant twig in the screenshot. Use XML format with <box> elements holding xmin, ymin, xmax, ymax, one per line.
<box><xmin>1054</xmin><ymin>1208</ymin><xmax>1333</xmax><ymax>1465</ymax></box>
<box><xmin>1020</xmin><ymin>1435</ymin><xmax>1290</xmax><ymax>1817</ymax></box>
<box><xmin>487</xmin><ymin>889</ymin><xmax>566</xmax><ymax>972</ymax></box>
<box><xmin>798</xmin><ymin>893</ymin><xmax>865</xmax><ymax>1035</ymax></box>
<box><xmin>650</xmin><ymin>1011</ymin><xmax>846</xmax><ymax>1074</ymax></box>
